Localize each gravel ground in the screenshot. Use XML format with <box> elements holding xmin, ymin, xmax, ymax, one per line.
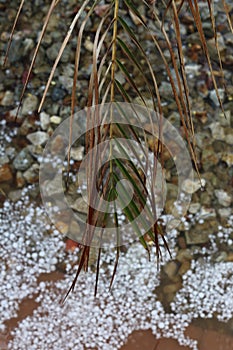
<box><xmin>0</xmin><ymin>0</ymin><xmax>233</xmax><ymax>349</ymax></box>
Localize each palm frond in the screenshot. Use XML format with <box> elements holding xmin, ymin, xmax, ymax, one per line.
<box><xmin>5</xmin><ymin>0</ymin><xmax>230</xmax><ymax>297</ymax></box>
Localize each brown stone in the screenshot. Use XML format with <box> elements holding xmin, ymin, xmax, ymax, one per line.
<box><xmin>51</xmin><ymin>134</ymin><xmax>66</xmax><ymax>155</ymax></box>
<box><xmin>178</xmin><ymin>260</ymin><xmax>191</xmax><ymax>275</ymax></box>
<box><xmin>227</xmin><ymin>253</ymin><xmax>233</xmax><ymax>262</ymax></box>
<box><xmin>163</xmin><ymin>281</ymin><xmax>182</xmax><ymax>294</ymax></box>
<box><xmin>163</xmin><ymin>261</ymin><xmax>180</xmax><ymax>278</ymax></box>
<box><xmin>177</xmin><ymin>236</ymin><xmax>187</xmax><ymax>249</ymax></box>
<box><xmin>16</xmin><ymin>171</ymin><xmax>25</xmax><ymax>188</ymax></box>
<box><xmin>0</xmin><ymin>164</ymin><xmax>13</xmax><ymax>182</ymax></box>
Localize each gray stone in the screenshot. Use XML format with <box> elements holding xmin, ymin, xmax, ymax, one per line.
<box><xmin>209</xmin><ymin>89</ymin><xmax>225</xmax><ymax>107</ymax></box>
<box><xmin>0</xmin><ymin>155</ymin><xmax>9</xmax><ymax>165</ymax></box>
<box><xmin>214</xmin><ymin>251</ymin><xmax>228</xmax><ymax>263</ymax></box>
<box><xmin>201</xmin><ymin>147</ymin><xmax>219</xmax><ymax>171</ymax></box>
<box><xmin>225</xmin><ymin>134</ymin><xmax>233</xmax><ymax>145</ymax></box>
<box><xmin>224</xmin><ymin>32</ymin><xmax>233</xmax><ymax>45</ymax></box>
<box><xmin>51</xmin><ymin>87</ymin><xmax>66</xmax><ymax>102</ymax></box>
<box><xmin>68</xmin><ymin>220</ymin><xmax>81</xmax><ymax>239</ymax></box>
<box><xmin>23</xmin><ymin>164</ymin><xmax>39</xmax><ymax>183</ymax></box>
<box><xmin>159</xmin><ymin>81</ymin><xmax>174</xmax><ymax>100</ymax></box>
<box><xmin>21</xmin><ymin>94</ymin><xmax>39</xmax><ymax>115</ymax></box>
<box><xmin>71</xmin><ymin>196</ymin><xmax>88</xmax><ymax>214</ymax></box>
<box><xmin>42</xmin><ymin>176</ymin><xmax>63</xmax><ymax>197</ymax></box>
<box><xmin>0</xmin><ymin>90</ymin><xmax>14</xmax><ymax>106</ymax></box>
<box><xmin>27</xmin><ymin>131</ymin><xmax>49</xmax><ymax>146</ymax></box>
<box><xmin>22</xmin><ymin>38</ymin><xmax>34</xmax><ymax>56</ymax></box>
<box><xmin>19</xmin><ymin>116</ymin><xmax>37</xmax><ymax>136</ymax></box>
<box><xmin>40</xmin><ymin>112</ymin><xmax>50</xmax><ymax>130</ymax></box>
<box><xmin>70</xmin><ymin>146</ymin><xmax>84</xmax><ymax>161</ymax></box>
<box><xmin>219</xmin><ymin>110</ymin><xmax>231</xmax><ymax>126</ymax></box>
<box><xmin>182</xmin><ymin>178</ymin><xmax>205</xmax><ymax>194</ymax></box>
<box><xmin>218</xmin><ymin>207</ymin><xmax>232</xmax><ymax>218</ymax></box>
<box><xmin>5</xmin><ymin>147</ymin><xmax>16</xmax><ymax>160</ymax></box>
<box><xmin>198</xmin><ymin>207</ymin><xmax>216</xmax><ymax>219</ymax></box>
<box><xmin>208</xmin><ymin>122</ymin><xmax>225</xmax><ymax>140</ymax></box>
<box><xmin>188</xmin><ymin>202</ymin><xmax>201</xmax><ymax>214</ymax></box>
<box><xmin>27</xmin><ymin>145</ymin><xmax>43</xmax><ymax>161</ymax></box>
<box><xmin>214</xmin><ymin>189</ymin><xmax>232</xmax><ymax>207</ymax></box>
<box><xmin>185</xmin><ymin>220</ymin><xmax>218</xmax><ymax>245</ymax></box>
<box><xmin>8</xmin><ymin>190</ymin><xmax>23</xmax><ymax>202</ymax></box>
<box><xmin>47</xmin><ymin>42</ymin><xmax>70</xmax><ymax>63</ymax></box>
<box><xmin>185</xmin><ymin>64</ymin><xmax>201</xmax><ymax>76</ymax></box>
<box><xmin>13</xmin><ymin>148</ymin><xmax>33</xmax><ymax>171</ymax></box>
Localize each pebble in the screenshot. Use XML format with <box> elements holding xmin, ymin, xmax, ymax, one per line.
<box><xmin>185</xmin><ymin>225</ymin><xmax>210</xmax><ymax>245</ymax></box>
<box><xmin>214</xmin><ymin>251</ymin><xmax>228</xmax><ymax>263</ymax></box>
<box><xmin>176</xmin><ymin>249</ymin><xmax>192</xmax><ymax>263</ymax></box>
<box><xmin>46</xmin><ymin>42</ymin><xmax>60</xmax><ymax>61</ymax></box>
<box><xmin>40</xmin><ymin>112</ymin><xmax>50</xmax><ymax>130</ymax></box>
<box><xmin>23</xmin><ymin>164</ymin><xmax>39</xmax><ymax>183</ymax></box>
<box><xmin>51</xmin><ymin>134</ymin><xmax>66</xmax><ymax>155</ymax></box>
<box><xmin>201</xmin><ymin>146</ymin><xmax>219</xmax><ymax>170</ymax></box>
<box><xmin>26</xmin><ymin>131</ymin><xmax>49</xmax><ymax>146</ymax></box>
<box><xmin>188</xmin><ymin>202</ymin><xmax>201</xmax><ymax>214</ymax></box>
<box><xmin>159</xmin><ymin>81</ymin><xmax>174</xmax><ymax>100</ymax></box>
<box><xmin>70</xmin><ymin>146</ymin><xmax>84</xmax><ymax>161</ymax></box>
<box><xmin>177</xmin><ymin>236</ymin><xmax>187</xmax><ymax>249</ymax></box>
<box><xmin>13</xmin><ymin>148</ymin><xmax>33</xmax><ymax>171</ymax></box>
<box><xmin>178</xmin><ymin>260</ymin><xmax>191</xmax><ymax>275</ymax></box>
<box><xmin>22</xmin><ymin>38</ymin><xmax>34</xmax><ymax>56</ymax></box>
<box><xmin>0</xmin><ymin>155</ymin><xmax>9</xmax><ymax>165</ymax></box>
<box><xmin>225</xmin><ymin>133</ymin><xmax>233</xmax><ymax>145</ymax></box>
<box><xmin>42</xmin><ymin>177</ymin><xmax>63</xmax><ymax>197</ymax></box>
<box><xmin>163</xmin><ymin>281</ymin><xmax>182</xmax><ymax>295</ymax></box>
<box><xmin>209</xmin><ymin>89</ymin><xmax>225</xmax><ymax>107</ymax></box>
<box><xmin>0</xmin><ymin>90</ymin><xmax>14</xmax><ymax>106</ymax></box>
<box><xmin>219</xmin><ymin>110</ymin><xmax>231</xmax><ymax>126</ymax></box>
<box><xmin>84</xmin><ymin>37</ymin><xmax>94</xmax><ymax>52</ymax></box>
<box><xmin>71</xmin><ymin>196</ymin><xmax>88</xmax><ymax>214</ymax></box>
<box><xmin>0</xmin><ymin>163</ymin><xmax>13</xmax><ymax>182</ymax></box>
<box><xmin>47</xmin><ymin>43</ymin><xmax>70</xmax><ymax>63</ymax></box>
<box><xmin>21</xmin><ymin>94</ymin><xmax>39</xmax><ymax>115</ymax></box>
<box><xmin>208</xmin><ymin>122</ymin><xmax>225</xmax><ymax>141</ymax></box>
<box><xmin>50</xmin><ymin>116</ymin><xmax>62</xmax><ymax>124</ymax></box>
<box><xmin>214</xmin><ymin>190</ymin><xmax>232</xmax><ymax>207</ymax></box>
<box><xmin>163</xmin><ymin>261</ymin><xmax>180</xmax><ymax>279</ymax></box>
<box><xmin>51</xmin><ymin>87</ymin><xmax>66</xmax><ymax>102</ymax></box>
<box><xmin>198</xmin><ymin>207</ymin><xmax>216</xmax><ymax>219</ymax></box>
<box><xmin>224</xmin><ymin>31</ymin><xmax>233</xmax><ymax>45</ymax></box>
<box><xmin>27</xmin><ymin>145</ymin><xmax>43</xmax><ymax>160</ymax></box>
<box><xmin>68</xmin><ymin>220</ymin><xmax>81</xmax><ymax>240</ymax></box>
<box><xmin>56</xmin><ymin>221</ymin><xmax>69</xmax><ymax>235</ymax></box>
<box><xmin>16</xmin><ymin>171</ymin><xmax>25</xmax><ymax>188</ymax></box>
<box><xmin>218</xmin><ymin>207</ymin><xmax>232</xmax><ymax>218</ymax></box>
<box><xmin>8</xmin><ymin>189</ymin><xmax>23</xmax><ymax>202</ymax></box>
<box><xmin>19</xmin><ymin>116</ymin><xmax>38</xmax><ymax>136</ymax></box>
<box><xmin>182</xmin><ymin>178</ymin><xmax>205</xmax><ymax>194</ymax></box>
<box><xmin>227</xmin><ymin>253</ymin><xmax>233</xmax><ymax>262</ymax></box>
<box><xmin>5</xmin><ymin>147</ymin><xmax>16</xmax><ymax>160</ymax></box>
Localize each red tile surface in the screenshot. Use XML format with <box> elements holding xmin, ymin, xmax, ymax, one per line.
<box><xmin>121</xmin><ymin>326</ymin><xmax>233</xmax><ymax>350</ymax></box>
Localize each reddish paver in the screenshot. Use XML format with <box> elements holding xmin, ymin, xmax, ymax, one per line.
<box><xmin>121</xmin><ymin>325</ymin><xmax>233</xmax><ymax>350</ymax></box>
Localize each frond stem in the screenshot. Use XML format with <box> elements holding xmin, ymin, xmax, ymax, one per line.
<box><xmin>109</xmin><ymin>0</ymin><xmax>119</xmax><ymax>174</ymax></box>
